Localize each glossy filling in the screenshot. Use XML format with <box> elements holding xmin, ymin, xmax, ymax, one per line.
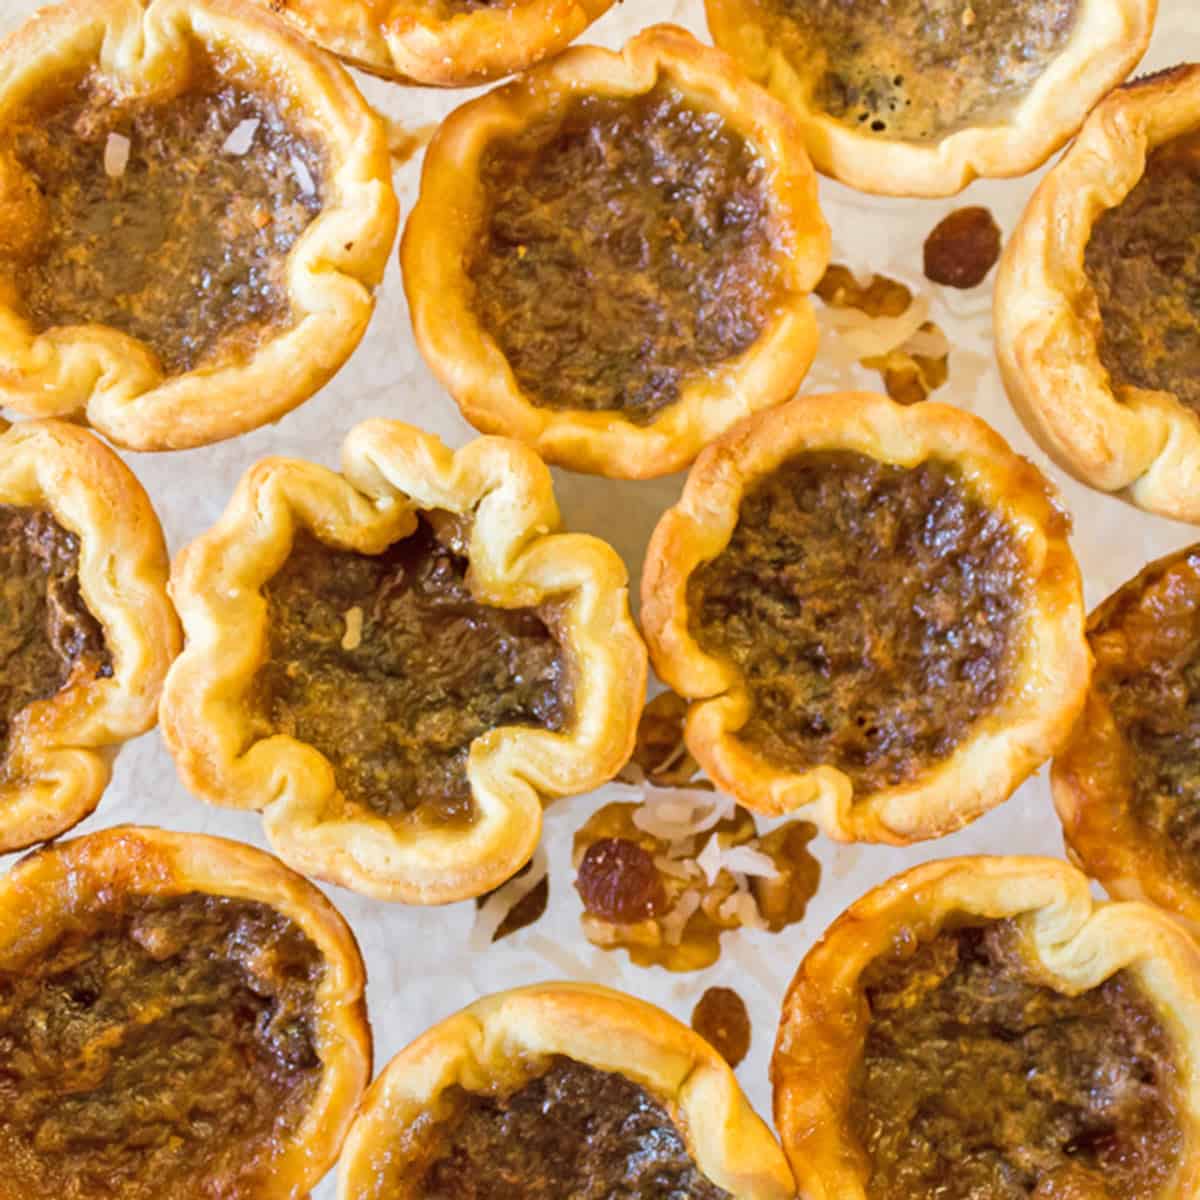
<box><xmin>768</xmin><ymin>0</ymin><xmax>1077</xmax><ymax>140</ymax></box>
<box><xmin>0</xmin><ymin>892</ymin><xmax>324</xmax><ymax>1200</ymax></box>
<box><xmin>688</xmin><ymin>451</ymin><xmax>1023</xmax><ymax>792</ymax></box>
<box><xmin>415</xmin><ymin>1057</ymin><xmax>732</xmax><ymax>1198</ymax></box>
<box><xmin>851</xmin><ymin>920</ymin><xmax>1182</xmax><ymax>1200</ymax></box>
<box><xmin>5</xmin><ymin>75</ymin><xmax>323</xmax><ymax>375</ymax></box>
<box><xmin>0</xmin><ymin>505</ymin><xmax>110</xmax><ymax>760</ymax></box>
<box><xmin>1084</xmin><ymin>130</ymin><xmax>1200</xmax><ymax>412</ymax></box>
<box><xmin>468</xmin><ymin>83</ymin><xmax>781</xmax><ymax>423</ymax></box>
<box><xmin>255</xmin><ymin>516</ymin><xmax>568</xmax><ymax>824</ymax></box>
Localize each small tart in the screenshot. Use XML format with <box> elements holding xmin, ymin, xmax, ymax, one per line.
<box><xmin>401</xmin><ymin>24</ymin><xmax>830</xmax><ymax>480</ymax></box>
<box><xmin>1053</xmin><ymin>544</ymin><xmax>1200</xmax><ymax>927</ymax></box>
<box><xmin>161</xmin><ymin>418</ymin><xmax>646</xmax><ymax>904</ymax></box>
<box><xmin>772</xmin><ymin>856</ymin><xmax>1200</xmax><ymax>1200</ymax></box>
<box><xmin>641</xmin><ymin>391</ymin><xmax>1089</xmax><ymax>843</ymax></box>
<box><xmin>996</xmin><ymin>64</ymin><xmax>1200</xmax><ymax>522</ymax></box>
<box><xmin>0</xmin><ymin>0</ymin><xmax>398</xmax><ymax>451</ymax></box>
<box><xmin>0</xmin><ymin>824</ymin><xmax>370</xmax><ymax>1200</ymax></box>
<box><xmin>336</xmin><ymin>982</ymin><xmax>794</xmax><ymax>1200</ymax></box>
<box><xmin>707</xmin><ymin>0</ymin><xmax>1156</xmax><ymax>196</ymax></box>
<box><xmin>0</xmin><ymin>419</ymin><xmax>178</xmax><ymax>854</ymax></box>
<box><xmin>260</xmin><ymin>0</ymin><xmax>617</xmax><ymax>87</ymax></box>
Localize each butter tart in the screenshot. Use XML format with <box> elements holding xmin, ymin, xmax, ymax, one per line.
<box><xmin>997</xmin><ymin>64</ymin><xmax>1200</xmax><ymax>522</ymax></box>
<box><xmin>772</xmin><ymin>855</ymin><xmax>1200</xmax><ymax>1200</ymax></box>
<box><xmin>0</xmin><ymin>824</ymin><xmax>371</xmax><ymax>1200</ymax></box>
<box><xmin>0</xmin><ymin>0</ymin><xmax>398</xmax><ymax>452</ymax></box>
<box><xmin>706</xmin><ymin>0</ymin><xmax>1156</xmax><ymax>197</ymax></box>
<box><xmin>337</xmin><ymin>982</ymin><xmax>795</xmax><ymax>1199</ymax></box>
<box><xmin>401</xmin><ymin>24</ymin><xmax>830</xmax><ymax>480</ymax></box>
<box><xmin>641</xmin><ymin>391</ymin><xmax>1089</xmax><ymax>843</ymax></box>
<box><xmin>161</xmin><ymin>418</ymin><xmax>646</xmax><ymax>904</ymax></box>
<box><xmin>0</xmin><ymin>419</ymin><xmax>178</xmax><ymax>854</ymax></box>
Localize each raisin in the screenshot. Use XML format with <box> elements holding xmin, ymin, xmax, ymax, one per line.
<box><xmin>691</xmin><ymin>987</ymin><xmax>751</xmax><ymax>1067</ymax></box>
<box><xmin>923</xmin><ymin>206</ymin><xmax>1002</xmax><ymax>289</ymax></box>
<box><xmin>575</xmin><ymin>838</ymin><xmax>666</xmax><ymax>923</ymax></box>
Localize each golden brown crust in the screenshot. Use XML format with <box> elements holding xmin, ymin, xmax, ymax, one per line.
<box><xmin>641</xmin><ymin>391</ymin><xmax>1090</xmax><ymax>842</ymax></box>
<box><xmin>160</xmin><ymin>417</ymin><xmax>647</xmax><ymax>904</ymax></box>
<box><xmin>707</xmin><ymin>0</ymin><xmax>1157</xmax><ymax>197</ymax></box>
<box><xmin>0</xmin><ymin>0</ymin><xmax>398</xmax><ymax>451</ymax></box>
<box><xmin>771</xmin><ymin>855</ymin><xmax>1200</xmax><ymax>1200</ymax></box>
<box><xmin>0</xmin><ymin>419</ymin><xmax>179</xmax><ymax>854</ymax></box>
<box><xmin>400</xmin><ymin>24</ymin><xmax>830</xmax><ymax>480</ymax></box>
<box><xmin>995</xmin><ymin>64</ymin><xmax>1200</xmax><ymax>521</ymax></box>
<box><xmin>337</xmin><ymin>982</ymin><xmax>795</xmax><ymax>1200</ymax></box>
<box><xmin>0</xmin><ymin>824</ymin><xmax>371</xmax><ymax>1199</ymax></box>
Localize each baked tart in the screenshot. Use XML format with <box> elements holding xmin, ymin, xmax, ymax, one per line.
<box><xmin>772</xmin><ymin>855</ymin><xmax>1200</xmax><ymax>1199</ymax></box>
<box><xmin>0</xmin><ymin>824</ymin><xmax>371</xmax><ymax>1200</ymax></box>
<box><xmin>0</xmin><ymin>418</ymin><xmax>178</xmax><ymax>854</ymax></box>
<box><xmin>641</xmin><ymin>391</ymin><xmax>1089</xmax><ymax>843</ymax></box>
<box><xmin>706</xmin><ymin>0</ymin><xmax>1156</xmax><ymax>197</ymax></box>
<box><xmin>997</xmin><ymin>64</ymin><xmax>1200</xmax><ymax>522</ymax></box>
<box><xmin>161</xmin><ymin>418</ymin><xmax>646</xmax><ymax>904</ymax></box>
<box><xmin>401</xmin><ymin>24</ymin><xmax>830</xmax><ymax>480</ymax></box>
<box><xmin>337</xmin><ymin>982</ymin><xmax>795</xmax><ymax>1199</ymax></box>
<box><xmin>0</xmin><ymin>0</ymin><xmax>398</xmax><ymax>451</ymax></box>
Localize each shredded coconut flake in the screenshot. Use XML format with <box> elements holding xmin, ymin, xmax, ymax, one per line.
<box><xmin>718</xmin><ymin>885</ymin><xmax>768</xmax><ymax>931</ymax></box>
<box><xmin>340</xmin><ymin>606</ymin><xmax>363</xmax><ymax>651</ymax></box>
<box><xmin>720</xmin><ymin>844</ymin><xmax>780</xmax><ymax>880</ymax></box>
<box><xmin>660</xmin><ymin>890</ymin><xmax>702</xmax><ymax>946</ymax></box>
<box><xmin>291</xmin><ymin>154</ymin><xmax>316</xmax><ymax>196</ymax></box>
<box><xmin>103</xmin><ymin>133</ymin><xmax>130</xmax><ymax>179</ymax></box>
<box><xmin>632</xmin><ymin>789</ymin><xmax>735</xmax><ymax>841</ymax></box>
<box><xmin>653</xmin><ymin>854</ymin><xmax>701</xmax><ymax>881</ymax></box>
<box><xmin>696</xmin><ymin>833</ymin><xmax>725</xmax><ymax>886</ymax></box>
<box><xmin>222</xmin><ymin>118</ymin><xmax>259</xmax><ymax>156</ymax></box>
<box><xmin>468</xmin><ymin>845</ymin><xmax>548</xmax><ymax>951</ymax></box>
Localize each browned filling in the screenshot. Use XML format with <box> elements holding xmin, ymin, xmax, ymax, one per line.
<box><xmin>435</xmin><ymin>0</ymin><xmax>508</xmax><ymax>12</ymax></box>
<box><xmin>409</xmin><ymin>1058</ymin><xmax>732</xmax><ymax>1199</ymax></box>
<box><xmin>1084</xmin><ymin>130</ymin><xmax>1200</xmax><ymax>413</ymax></box>
<box><xmin>0</xmin><ymin>892</ymin><xmax>324</xmax><ymax>1200</ymax></box>
<box><xmin>254</xmin><ymin>516</ymin><xmax>569</xmax><ymax>824</ymax></box>
<box><xmin>851</xmin><ymin>920</ymin><xmax>1182</xmax><ymax>1200</ymax></box>
<box><xmin>0</xmin><ymin>504</ymin><xmax>110</xmax><ymax>762</ymax></box>
<box><xmin>3</xmin><ymin>73</ymin><xmax>323</xmax><ymax>376</ymax></box>
<box><xmin>468</xmin><ymin>83</ymin><xmax>781</xmax><ymax>424</ymax></box>
<box><xmin>688</xmin><ymin>451</ymin><xmax>1024</xmax><ymax>793</ymax></box>
<box><xmin>764</xmin><ymin>0</ymin><xmax>1077</xmax><ymax>140</ymax></box>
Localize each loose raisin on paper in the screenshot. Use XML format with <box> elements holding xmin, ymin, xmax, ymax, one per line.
<box><xmin>923</xmin><ymin>206</ymin><xmax>1002</xmax><ymax>289</ymax></box>
<box><xmin>575</xmin><ymin>837</ymin><xmax>667</xmax><ymax>923</ymax></box>
<box><xmin>691</xmin><ymin>987</ymin><xmax>751</xmax><ymax>1067</ymax></box>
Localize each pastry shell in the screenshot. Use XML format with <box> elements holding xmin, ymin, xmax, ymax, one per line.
<box><xmin>0</xmin><ymin>0</ymin><xmax>398</xmax><ymax>451</ymax></box>
<box><xmin>996</xmin><ymin>64</ymin><xmax>1200</xmax><ymax>522</ymax></box>
<box><xmin>0</xmin><ymin>824</ymin><xmax>371</xmax><ymax>1198</ymax></box>
<box><xmin>337</xmin><ymin>981</ymin><xmax>795</xmax><ymax>1200</ymax></box>
<box><xmin>401</xmin><ymin>24</ymin><xmax>830</xmax><ymax>480</ymax></box>
<box><xmin>772</xmin><ymin>855</ymin><xmax>1200</xmax><ymax>1200</ymax></box>
<box><xmin>160</xmin><ymin>418</ymin><xmax>647</xmax><ymax>905</ymax></box>
<box><xmin>0</xmin><ymin>418</ymin><xmax>179</xmax><ymax>854</ymax></box>
<box><xmin>706</xmin><ymin>0</ymin><xmax>1157</xmax><ymax>197</ymax></box>
<box><xmin>641</xmin><ymin>391</ymin><xmax>1090</xmax><ymax>843</ymax></box>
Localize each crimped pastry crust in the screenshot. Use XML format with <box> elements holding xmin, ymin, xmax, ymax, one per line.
<box><xmin>161</xmin><ymin>418</ymin><xmax>646</xmax><ymax>904</ymax></box>
<box><xmin>0</xmin><ymin>0</ymin><xmax>397</xmax><ymax>451</ymax></box>
<box><xmin>641</xmin><ymin>391</ymin><xmax>1089</xmax><ymax>843</ymax></box>
<box><xmin>337</xmin><ymin>982</ymin><xmax>794</xmax><ymax>1200</ymax></box>
<box><xmin>401</xmin><ymin>24</ymin><xmax>829</xmax><ymax>480</ymax></box>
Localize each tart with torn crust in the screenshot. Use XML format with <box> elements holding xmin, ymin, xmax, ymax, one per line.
<box><xmin>401</xmin><ymin>24</ymin><xmax>830</xmax><ymax>479</ymax></box>
<box><xmin>0</xmin><ymin>0</ymin><xmax>397</xmax><ymax>451</ymax></box>
<box><xmin>706</xmin><ymin>0</ymin><xmax>1156</xmax><ymax>197</ymax></box>
<box><xmin>772</xmin><ymin>856</ymin><xmax>1200</xmax><ymax>1200</ymax></box>
<box><xmin>0</xmin><ymin>824</ymin><xmax>370</xmax><ymax>1200</ymax></box>
<box><xmin>997</xmin><ymin>64</ymin><xmax>1200</xmax><ymax>522</ymax></box>
<box><xmin>0</xmin><ymin>419</ymin><xmax>178</xmax><ymax>854</ymax></box>
<box><xmin>641</xmin><ymin>391</ymin><xmax>1089</xmax><ymax>843</ymax></box>
<box><xmin>161</xmin><ymin>418</ymin><xmax>646</xmax><ymax>905</ymax></box>
<box><xmin>337</xmin><ymin>982</ymin><xmax>795</xmax><ymax>1200</ymax></box>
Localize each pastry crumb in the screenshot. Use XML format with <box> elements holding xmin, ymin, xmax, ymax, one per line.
<box><xmin>340</xmin><ymin>606</ymin><xmax>364</xmax><ymax>650</ymax></box>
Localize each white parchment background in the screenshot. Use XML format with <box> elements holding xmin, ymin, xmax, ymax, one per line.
<box><xmin>0</xmin><ymin>1</ymin><xmax>1197</xmax><ymax>1194</ymax></box>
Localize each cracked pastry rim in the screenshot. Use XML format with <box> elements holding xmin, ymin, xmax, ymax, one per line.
<box><xmin>160</xmin><ymin>417</ymin><xmax>647</xmax><ymax>905</ymax></box>
<box><xmin>260</xmin><ymin>0</ymin><xmax>617</xmax><ymax>87</ymax></box>
<box><xmin>0</xmin><ymin>418</ymin><xmax>179</xmax><ymax>855</ymax></box>
<box><xmin>640</xmin><ymin>391</ymin><xmax>1090</xmax><ymax>843</ymax></box>
<box><xmin>706</xmin><ymin>0</ymin><xmax>1156</xmax><ymax>197</ymax></box>
<box><xmin>0</xmin><ymin>823</ymin><xmax>372</xmax><ymax>1197</ymax></box>
<box><xmin>771</xmin><ymin>855</ymin><xmax>1200</xmax><ymax>1200</ymax></box>
<box><xmin>995</xmin><ymin>64</ymin><xmax>1200</xmax><ymax>522</ymax></box>
<box><xmin>400</xmin><ymin>24</ymin><xmax>830</xmax><ymax>481</ymax></box>
<box><xmin>0</xmin><ymin>0</ymin><xmax>398</xmax><ymax>452</ymax></box>
<box><xmin>336</xmin><ymin>981</ymin><xmax>795</xmax><ymax>1200</ymax></box>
